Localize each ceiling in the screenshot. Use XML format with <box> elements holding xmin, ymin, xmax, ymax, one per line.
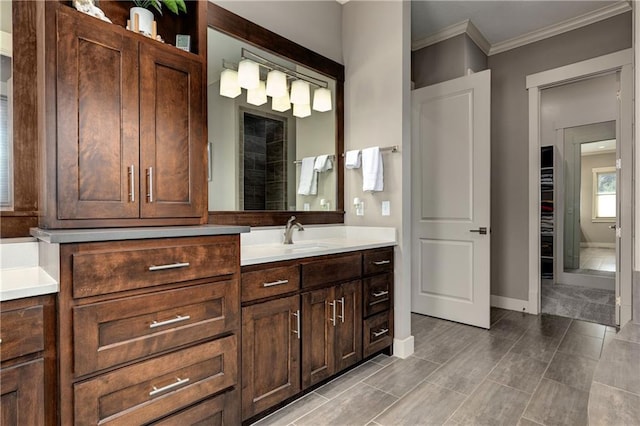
<box><xmin>412</xmin><ymin>1</ymin><xmax>624</xmax><ymax>47</ymax></box>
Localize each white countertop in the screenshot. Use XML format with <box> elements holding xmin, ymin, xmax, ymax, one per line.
<box><xmin>1</xmin><ymin>239</ymin><xmax>59</xmax><ymax>302</ymax></box>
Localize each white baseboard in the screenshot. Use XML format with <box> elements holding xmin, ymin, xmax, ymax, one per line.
<box><xmin>491</xmin><ymin>295</ymin><xmax>530</xmax><ymax>313</ymax></box>
<box><xmin>393</xmin><ymin>335</ymin><xmax>414</xmax><ymax>359</ymax></box>
<box><xmin>580</xmin><ymin>242</ymin><xmax>616</xmax><ymax>248</ymax></box>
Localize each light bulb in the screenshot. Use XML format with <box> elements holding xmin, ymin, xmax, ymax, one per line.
<box><xmin>266</xmin><ymin>70</ymin><xmax>287</xmax><ymax>98</ymax></box>
<box><xmin>272</xmin><ymin>92</ymin><xmax>291</xmax><ymax>112</ymax></box>
<box><xmin>293</xmin><ymin>103</ymin><xmax>311</xmax><ymax>118</ymax></box>
<box><xmin>247</xmin><ymin>81</ymin><xmax>267</xmax><ymax>106</ymax></box>
<box><xmin>238</xmin><ymin>59</ymin><xmax>260</xmax><ymax>90</ymax></box>
<box><xmin>290</xmin><ymin>80</ymin><xmax>310</xmax><ymax>105</ymax></box>
<box><xmin>312</xmin><ymin>87</ymin><xmax>332</xmax><ymax>112</ymax></box>
<box><xmin>219</xmin><ymin>69</ymin><xmax>241</xmax><ymax>98</ymax></box>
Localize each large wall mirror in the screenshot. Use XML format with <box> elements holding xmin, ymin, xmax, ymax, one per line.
<box><xmin>207</xmin><ymin>3</ymin><xmax>345</xmax><ymax>226</ymax></box>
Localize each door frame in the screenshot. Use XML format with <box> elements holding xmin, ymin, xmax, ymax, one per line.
<box><xmin>526</xmin><ymin>49</ymin><xmax>632</xmax><ymax>325</ymax></box>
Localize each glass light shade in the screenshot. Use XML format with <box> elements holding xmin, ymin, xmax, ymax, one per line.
<box><xmin>266</xmin><ymin>70</ymin><xmax>287</xmax><ymax>98</ymax></box>
<box><xmin>312</xmin><ymin>87</ymin><xmax>332</xmax><ymax>112</ymax></box>
<box><xmin>247</xmin><ymin>81</ymin><xmax>267</xmax><ymax>106</ymax></box>
<box><xmin>293</xmin><ymin>103</ymin><xmax>311</xmax><ymax>118</ymax></box>
<box><xmin>238</xmin><ymin>59</ymin><xmax>260</xmax><ymax>90</ymax></box>
<box><xmin>290</xmin><ymin>80</ymin><xmax>310</xmax><ymax>105</ymax></box>
<box><xmin>272</xmin><ymin>92</ymin><xmax>291</xmax><ymax>112</ymax></box>
<box><xmin>219</xmin><ymin>69</ymin><xmax>241</xmax><ymax>98</ymax></box>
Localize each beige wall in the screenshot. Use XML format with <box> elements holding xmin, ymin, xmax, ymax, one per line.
<box><xmin>580</xmin><ymin>152</ymin><xmax>616</xmax><ymax>245</ymax></box>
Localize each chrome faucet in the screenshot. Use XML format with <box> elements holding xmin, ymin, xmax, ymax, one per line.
<box><xmin>283</xmin><ymin>216</ymin><xmax>304</xmax><ymax>244</ymax></box>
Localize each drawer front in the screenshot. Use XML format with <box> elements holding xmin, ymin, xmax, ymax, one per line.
<box><xmin>242</xmin><ymin>265</ymin><xmax>300</xmax><ymax>303</ymax></box>
<box><xmin>301</xmin><ymin>253</ymin><xmax>362</xmax><ymax>289</ymax></box>
<box><xmin>0</xmin><ymin>305</ymin><xmax>44</xmax><ymax>362</ymax></box>
<box><xmin>363</xmin><ymin>248</ymin><xmax>394</xmax><ymax>276</ymax></box>
<box><xmin>363</xmin><ymin>273</ymin><xmax>392</xmax><ymax>317</ymax></box>
<box><xmin>150</xmin><ymin>388</ymin><xmax>239</xmax><ymax>425</ymax></box>
<box><xmin>363</xmin><ymin>310</ymin><xmax>394</xmax><ymax>358</ymax></box>
<box><xmin>73</xmin><ymin>280</ymin><xmax>239</xmax><ymax>377</ymax></box>
<box><xmin>72</xmin><ymin>236</ymin><xmax>238</xmax><ymax>298</ymax></box>
<box><xmin>74</xmin><ymin>335</ymin><xmax>238</xmax><ymax>426</ymax></box>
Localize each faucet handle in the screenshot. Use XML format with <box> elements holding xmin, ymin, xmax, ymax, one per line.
<box><xmin>287</xmin><ymin>215</ymin><xmax>297</xmax><ymax>226</ymax></box>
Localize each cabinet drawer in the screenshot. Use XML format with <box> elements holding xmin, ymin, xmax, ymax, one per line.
<box><xmin>74</xmin><ymin>335</ymin><xmax>237</xmax><ymax>426</ymax></box>
<box><xmin>0</xmin><ymin>304</ymin><xmax>44</xmax><ymax>362</ymax></box>
<box><xmin>73</xmin><ymin>280</ymin><xmax>239</xmax><ymax>377</ymax></box>
<box><xmin>363</xmin><ymin>311</ymin><xmax>394</xmax><ymax>358</ymax></box>
<box><xmin>150</xmin><ymin>388</ymin><xmax>239</xmax><ymax>425</ymax></box>
<box><xmin>363</xmin><ymin>273</ymin><xmax>392</xmax><ymax>317</ymax></box>
<box><xmin>72</xmin><ymin>237</ymin><xmax>238</xmax><ymax>298</ymax></box>
<box><xmin>242</xmin><ymin>265</ymin><xmax>300</xmax><ymax>302</ymax></box>
<box><xmin>301</xmin><ymin>253</ymin><xmax>361</xmax><ymax>288</ymax></box>
<box><xmin>363</xmin><ymin>248</ymin><xmax>394</xmax><ymax>276</ymax></box>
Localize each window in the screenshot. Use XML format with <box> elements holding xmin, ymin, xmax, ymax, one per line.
<box><xmin>592</xmin><ymin>166</ymin><xmax>616</xmax><ymax>221</ymax></box>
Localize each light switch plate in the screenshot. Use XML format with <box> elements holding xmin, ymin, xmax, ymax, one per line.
<box><xmin>382</xmin><ymin>201</ymin><xmax>390</xmax><ymax>216</ymax></box>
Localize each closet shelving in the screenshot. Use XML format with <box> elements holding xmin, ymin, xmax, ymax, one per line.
<box><xmin>540</xmin><ymin>146</ymin><xmax>554</xmax><ymax>280</ymax></box>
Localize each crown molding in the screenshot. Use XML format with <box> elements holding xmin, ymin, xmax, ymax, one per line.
<box><xmin>411</xmin><ymin>1</ymin><xmax>630</xmax><ymax>57</ymax></box>
<box><xmin>489</xmin><ymin>1</ymin><xmax>631</xmax><ymax>55</ymax></box>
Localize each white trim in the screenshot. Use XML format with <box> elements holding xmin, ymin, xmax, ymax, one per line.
<box><xmin>592</xmin><ymin>166</ymin><xmax>617</xmax><ymax>221</ymax></box>
<box><xmin>392</xmin><ymin>335</ymin><xmax>414</xmax><ymax>359</ymax></box>
<box><xmin>0</xmin><ymin>31</ymin><xmax>12</xmax><ymax>57</ymax></box>
<box><xmin>528</xmin><ymin>87</ymin><xmax>541</xmax><ymax>315</ymax></box>
<box><xmin>581</xmin><ymin>242</ymin><xmax>616</xmax><ymax>249</ymax></box>
<box><xmin>411</xmin><ymin>19</ymin><xmax>490</xmax><ymax>55</ymax></box>
<box><xmin>464</xmin><ymin>20</ymin><xmax>491</xmax><ymax>56</ymax></box>
<box><xmin>490</xmin><ymin>295</ymin><xmax>529</xmax><ymax>312</ymax></box>
<box><xmin>489</xmin><ymin>1</ymin><xmax>631</xmax><ymax>56</ymax></box>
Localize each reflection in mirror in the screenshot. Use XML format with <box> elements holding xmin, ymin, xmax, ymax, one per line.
<box><xmin>207</xmin><ymin>28</ymin><xmax>337</xmax><ymax>212</ymax></box>
<box><xmin>0</xmin><ymin>0</ymin><xmax>12</xmax><ymax>209</ymax></box>
<box><xmin>563</xmin><ymin>121</ymin><xmax>616</xmax><ymax>276</ymax></box>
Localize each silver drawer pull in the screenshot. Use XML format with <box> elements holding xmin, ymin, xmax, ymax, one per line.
<box><xmin>329</xmin><ymin>301</ymin><xmax>336</xmax><ymax>326</ymax></box>
<box><xmin>263</xmin><ymin>279</ymin><xmax>289</xmax><ymax>288</ymax></box>
<box><xmin>336</xmin><ymin>297</ymin><xmax>345</xmax><ymax>323</ymax></box>
<box><xmin>146</xmin><ymin>167</ymin><xmax>154</xmax><ymax>203</ymax></box>
<box><xmin>148</xmin><ymin>262</ymin><xmax>190</xmax><ymax>271</ymax></box>
<box><xmin>373</xmin><ymin>260</ymin><xmax>391</xmax><ymax>266</ymax></box>
<box><xmin>149</xmin><ymin>315</ymin><xmax>191</xmax><ymax>329</ymax></box>
<box><xmin>372</xmin><ymin>290</ymin><xmax>389</xmax><ymax>298</ymax></box>
<box><xmin>373</xmin><ymin>328</ymin><xmax>389</xmax><ymax>337</ymax></box>
<box><xmin>128</xmin><ymin>165</ymin><xmax>135</xmax><ymax>202</ymax></box>
<box><xmin>292</xmin><ymin>310</ymin><xmax>301</xmax><ymax>339</ymax></box>
<box><xmin>149</xmin><ymin>377</ymin><xmax>190</xmax><ymax>396</ymax></box>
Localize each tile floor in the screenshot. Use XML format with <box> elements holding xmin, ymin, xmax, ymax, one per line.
<box><xmin>541</xmin><ymin>281</ymin><xmax>615</xmax><ymax>326</ymax></box>
<box><xmin>253</xmin><ymin>309</ymin><xmax>619</xmax><ymax>426</ymax></box>
<box><xmin>578</xmin><ymin>247</ymin><xmax>615</xmax><ymax>272</ymax></box>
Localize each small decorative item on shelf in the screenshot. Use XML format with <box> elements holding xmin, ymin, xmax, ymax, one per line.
<box><xmin>73</xmin><ymin>0</ymin><xmax>112</xmax><ymax>23</ymax></box>
<box><xmin>128</xmin><ymin>0</ymin><xmax>187</xmax><ymax>39</ymax></box>
<box><xmin>176</xmin><ymin>34</ymin><xmax>191</xmax><ymax>52</ymax></box>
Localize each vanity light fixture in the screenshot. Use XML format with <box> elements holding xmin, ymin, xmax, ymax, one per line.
<box><xmin>290</xmin><ymin>80</ymin><xmax>310</xmax><ymax>105</ymax></box>
<box><xmin>293</xmin><ymin>103</ymin><xmax>311</xmax><ymax>118</ymax></box>
<box><xmin>247</xmin><ymin>81</ymin><xmax>267</xmax><ymax>106</ymax></box>
<box><xmin>219</xmin><ymin>68</ymin><xmax>241</xmax><ymax>98</ymax></box>
<box><xmin>312</xmin><ymin>87</ymin><xmax>332</xmax><ymax>112</ymax></box>
<box><xmin>266</xmin><ymin>70</ymin><xmax>288</xmax><ymax>98</ymax></box>
<box><xmin>238</xmin><ymin>58</ymin><xmax>260</xmax><ymax>90</ymax></box>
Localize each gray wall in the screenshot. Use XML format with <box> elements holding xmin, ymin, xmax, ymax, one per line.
<box><xmin>580</xmin><ymin>152</ymin><xmax>616</xmax><ymax>245</ymax></box>
<box><xmin>412</xmin><ymin>34</ymin><xmax>487</xmax><ymax>88</ymax></box>
<box><xmin>487</xmin><ymin>12</ymin><xmax>631</xmax><ymax>300</ymax></box>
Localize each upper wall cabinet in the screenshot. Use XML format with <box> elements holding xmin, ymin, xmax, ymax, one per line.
<box><xmin>39</xmin><ymin>2</ymin><xmax>207</xmax><ymax>228</ymax></box>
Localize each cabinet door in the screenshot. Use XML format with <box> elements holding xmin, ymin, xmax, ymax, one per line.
<box><xmin>56</xmin><ymin>9</ymin><xmax>139</xmax><ymax>219</ymax></box>
<box><xmin>301</xmin><ymin>287</ymin><xmax>335</xmax><ymax>389</ymax></box>
<box><xmin>1</xmin><ymin>359</ymin><xmax>44</xmax><ymax>426</ymax></box>
<box><xmin>334</xmin><ymin>280</ymin><xmax>363</xmax><ymax>372</ymax></box>
<box><xmin>139</xmin><ymin>44</ymin><xmax>206</xmax><ymax>219</ymax></box>
<box><xmin>242</xmin><ymin>295</ymin><xmax>301</xmax><ymax>420</ymax></box>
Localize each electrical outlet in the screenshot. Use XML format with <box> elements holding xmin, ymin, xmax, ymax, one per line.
<box><xmin>381</xmin><ymin>201</ymin><xmax>390</xmax><ymax>216</ymax></box>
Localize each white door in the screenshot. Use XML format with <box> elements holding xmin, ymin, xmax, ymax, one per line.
<box><xmin>411</xmin><ymin>70</ymin><xmax>491</xmax><ymax>329</ymax></box>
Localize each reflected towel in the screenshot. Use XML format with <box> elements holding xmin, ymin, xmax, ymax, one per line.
<box><xmin>362</xmin><ymin>147</ymin><xmax>383</xmax><ymax>192</ymax></box>
<box><xmin>345</xmin><ymin>150</ymin><xmax>361</xmax><ymax>169</ymax></box>
<box><xmin>314</xmin><ymin>155</ymin><xmax>333</xmax><ymax>172</ymax></box>
<box><xmin>297</xmin><ymin>156</ymin><xmax>318</xmax><ymax>195</ymax></box>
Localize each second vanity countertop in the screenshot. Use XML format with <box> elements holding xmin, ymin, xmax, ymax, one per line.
<box><xmin>241</xmin><ymin>226</ymin><xmax>397</xmax><ymax>266</ymax></box>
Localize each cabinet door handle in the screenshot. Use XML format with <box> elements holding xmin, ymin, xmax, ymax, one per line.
<box><xmin>373</xmin><ymin>328</ymin><xmax>389</xmax><ymax>337</ymax></box>
<box><xmin>263</xmin><ymin>279</ymin><xmax>289</xmax><ymax>288</ymax></box>
<box><xmin>148</xmin><ymin>262</ymin><xmax>190</xmax><ymax>271</ymax></box>
<box><xmin>149</xmin><ymin>314</ymin><xmax>191</xmax><ymax>329</ymax></box>
<box><xmin>149</xmin><ymin>377</ymin><xmax>190</xmax><ymax>396</ymax></box>
<box><xmin>373</xmin><ymin>260</ymin><xmax>391</xmax><ymax>266</ymax></box>
<box><xmin>292</xmin><ymin>310</ymin><xmax>301</xmax><ymax>339</ymax></box>
<box><xmin>329</xmin><ymin>300</ymin><xmax>336</xmax><ymax>326</ymax></box>
<box><xmin>146</xmin><ymin>167</ymin><xmax>154</xmax><ymax>203</ymax></box>
<box><xmin>128</xmin><ymin>165</ymin><xmax>135</xmax><ymax>202</ymax></box>
<box><xmin>336</xmin><ymin>297</ymin><xmax>345</xmax><ymax>323</ymax></box>
<box><xmin>372</xmin><ymin>290</ymin><xmax>389</xmax><ymax>298</ymax></box>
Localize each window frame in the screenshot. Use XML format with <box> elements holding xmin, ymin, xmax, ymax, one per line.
<box><xmin>591</xmin><ymin>166</ymin><xmax>616</xmax><ymax>222</ymax></box>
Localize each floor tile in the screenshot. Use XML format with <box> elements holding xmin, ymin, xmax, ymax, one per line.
<box><xmin>488</xmin><ymin>352</ymin><xmax>548</xmax><ymax>394</ymax></box>
<box><xmin>412</xmin><ymin>316</ymin><xmax>456</xmax><ymax>345</ymax></box>
<box><xmin>588</xmin><ymin>382</ymin><xmax>640</xmax><ymax>426</ymax></box>
<box><xmin>374</xmin><ymin>382</ymin><xmax>466</xmax><ymax>426</ymax></box>
<box><xmin>489</xmin><ymin>311</ymin><xmax>537</xmax><ymax>341</ymax></box>
<box><xmin>315</xmin><ymin>361</ymin><xmax>385</xmax><ymax>399</ymax></box>
<box><xmin>593</xmin><ymin>338</ymin><xmax>640</xmax><ymax>395</ymax></box>
<box><xmin>491</xmin><ymin>307</ymin><xmax>509</xmax><ymax>325</ymax></box>
<box><xmin>526</xmin><ymin>314</ymin><xmax>571</xmax><ymax>339</ymax></box>
<box><xmin>540</xmin><ymin>295</ymin><xmax>588</xmax><ymax>319</ymax></box>
<box><xmin>543</xmin><ymin>351</ymin><xmax>598</xmax><ymax>392</ymax></box>
<box><xmin>523</xmin><ymin>378</ymin><xmax>589</xmax><ymax>426</ymax></box>
<box><xmin>567</xmin><ymin>319</ymin><xmax>607</xmax><ymax>339</ymax></box>
<box><xmin>296</xmin><ymin>383</ymin><xmax>397</xmax><ymax>426</ymax></box>
<box><xmin>579</xmin><ymin>302</ymin><xmax>615</xmax><ymax>326</ymax></box>
<box><xmin>413</xmin><ymin>323</ymin><xmax>484</xmax><ymax>364</ymax></box>
<box><xmin>369</xmin><ymin>353</ymin><xmax>396</xmax><ymax>366</ymax></box>
<box><xmin>518</xmin><ymin>418</ymin><xmax>544</xmax><ymax>426</ymax></box>
<box><xmin>364</xmin><ymin>356</ymin><xmax>439</xmax><ymax>397</ymax></box>
<box><xmin>253</xmin><ymin>392</ymin><xmax>328</xmax><ymax>426</ymax></box>
<box><xmin>450</xmin><ymin>380</ymin><xmax>530</xmax><ymax>426</ymax></box>
<box><xmin>616</xmin><ymin>321</ymin><xmax>640</xmax><ymax>344</ymax></box>
<box><xmin>510</xmin><ymin>330</ymin><xmax>562</xmax><ymax>363</ymax></box>
<box><xmin>557</xmin><ymin>331</ymin><xmax>604</xmax><ymax>360</ymax></box>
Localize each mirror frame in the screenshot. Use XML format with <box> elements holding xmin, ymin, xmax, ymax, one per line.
<box><xmin>206</xmin><ymin>3</ymin><xmax>345</xmax><ymax>227</ymax></box>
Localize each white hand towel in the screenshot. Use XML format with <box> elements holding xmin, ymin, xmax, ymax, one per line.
<box><xmin>297</xmin><ymin>156</ymin><xmax>318</xmax><ymax>195</ymax></box>
<box><xmin>362</xmin><ymin>147</ymin><xmax>383</xmax><ymax>192</ymax></box>
<box><xmin>314</xmin><ymin>155</ymin><xmax>333</xmax><ymax>172</ymax></box>
<box><xmin>345</xmin><ymin>150</ymin><xmax>361</xmax><ymax>169</ymax></box>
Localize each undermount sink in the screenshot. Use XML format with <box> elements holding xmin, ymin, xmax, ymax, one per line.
<box><xmin>283</xmin><ymin>243</ymin><xmax>334</xmax><ymax>252</ymax></box>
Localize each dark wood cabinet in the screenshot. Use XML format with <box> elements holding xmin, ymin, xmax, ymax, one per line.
<box><xmin>0</xmin><ymin>360</ymin><xmax>44</xmax><ymax>426</ymax></box>
<box><xmin>362</xmin><ymin>248</ymin><xmax>394</xmax><ymax>358</ymax></box>
<box><xmin>241</xmin><ymin>295</ymin><xmax>301</xmax><ymax>420</ymax></box>
<box><xmin>334</xmin><ymin>280</ymin><xmax>363</xmax><ymax>371</ymax></box>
